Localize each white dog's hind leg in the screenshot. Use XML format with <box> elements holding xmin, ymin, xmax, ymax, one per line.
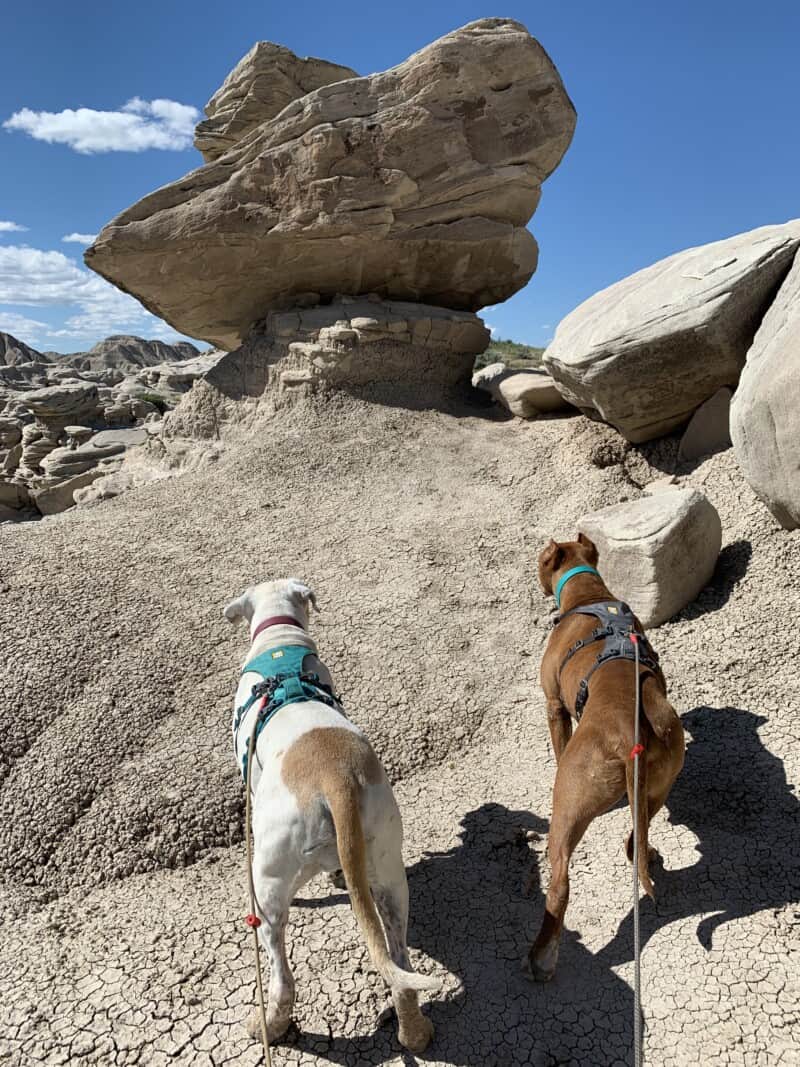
<box><xmin>245</xmin><ymin>876</ymin><xmax>295</xmax><ymax>1045</ymax></box>
<box><xmin>373</xmin><ymin>857</ymin><xmax>434</xmax><ymax>1054</ymax></box>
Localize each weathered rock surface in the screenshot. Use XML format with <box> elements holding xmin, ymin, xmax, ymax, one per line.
<box><xmin>86</xmin><ymin>19</ymin><xmax>576</xmax><ymax>349</ymax></box>
<box><xmin>544</xmin><ymin>222</ymin><xmax>800</xmax><ymax>442</ymax></box>
<box><xmin>0</xmin><ymin>332</ymin><xmax>44</xmax><ymax>367</ymax></box>
<box><xmin>472</xmin><ymin>362</ymin><xmax>571</xmax><ymax>417</ymax></box>
<box><xmin>165</xmin><ymin>300</ymin><xmax>489</xmax><ymax>438</ymax></box>
<box><xmin>677</xmin><ymin>387</ymin><xmax>732</xmax><ymax>462</ymax></box>
<box><xmin>195</xmin><ymin>42</ymin><xmax>357</xmax><ymax>162</ymax></box>
<box><xmin>63</xmin><ymin>334</ymin><xmax>200</xmax><ymax>376</ymax></box>
<box><xmin>731</xmin><ymin>251</ymin><xmax>800</xmax><ymax>529</ymax></box>
<box><xmin>578</xmin><ymin>488</ymin><xmax>722</xmax><ymax>626</ymax></box>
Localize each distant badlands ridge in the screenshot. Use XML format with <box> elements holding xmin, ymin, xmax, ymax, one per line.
<box><xmin>0</xmin><ymin>332</ymin><xmax>222</xmax><ymax>519</ymax></box>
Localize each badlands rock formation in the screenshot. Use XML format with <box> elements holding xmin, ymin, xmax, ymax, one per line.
<box><xmin>0</xmin><ymin>334</ymin><xmax>214</xmax><ymax>518</ymax></box>
<box><xmin>578</xmin><ymin>488</ymin><xmax>722</xmax><ymax>627</ymax></box>
<box><xmin>0</xmin><ymin>331</ymin><xmax>44</xmax><ymax>367</ymax></box>
<box><xmin>731</xmin><ymin>250</ymin><xmax>800</xmax><ymax>529</ymax></box>
<box><xmin>472</xmin><ymin>362</ymin><xmax>571</xmax><ymax>417</ymax></box>
<box><xmin>86</xmin><ymin>19</ymin><xmax>576</xmax><ymax>348</ymax></box>
<box><xmin>544</xmin><ymin>222</ymin><xmax>800</xmax><ymax>442</ymax></box>
<box><xmin>194</xmin><ymin>42</ymin><xmax>357</xmax><ymax>162</ymax></box>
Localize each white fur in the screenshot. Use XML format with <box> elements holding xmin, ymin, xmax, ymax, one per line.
<box><xmin>224</xmin><ymin>578</ymin><xmax>429</xmax><ymax>1046</ymax></box>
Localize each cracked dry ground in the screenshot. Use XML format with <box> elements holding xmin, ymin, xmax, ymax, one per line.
<box><xmin>1</xmin><ymin>391</ymin><xmax>798</xmax><ymax>1066</ymax></box>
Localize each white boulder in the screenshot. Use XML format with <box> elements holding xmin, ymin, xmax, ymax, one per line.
<box><xmin>578</xmin><ymin>488</ymin><xmax>722</xmax><ymax>626</ymax></box>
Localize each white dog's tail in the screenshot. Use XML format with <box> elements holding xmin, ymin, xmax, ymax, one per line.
<box><xmin>326</xmin><ymin>782</ymin><xmax>438</xmax><ymax>993</ymax></box>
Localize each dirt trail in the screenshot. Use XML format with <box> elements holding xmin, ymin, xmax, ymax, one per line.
<box><xmin>1</xmin><ymin>390</ymin><xmax>798</xmax><ymax>1066</ymax></box>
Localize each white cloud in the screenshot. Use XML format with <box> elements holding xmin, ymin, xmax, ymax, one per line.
<box><xmin>541</xmin><ymin>323</ymin><xmax>552</xmax><ymax>329</ymax></box>
<box><xmin>0</xmin><ymin>221</ymin><xmax>27</xmax><ymax>233</ymax></box>
<box><xmin>0</xmin><ymin>243</ymin><xmax>191</xmax><ymax>347</ymax></box>
<box><xmin>485</xmin><ymin>322</ymin><xmax>499</xmax><ymax>339</ymax></box>
<box><xmin>62</xmin><ymin>232</ymin><xmax>98</xmax><ymax>244</ymax></box>
<box><xmin>3</xmin><ymin>97</ymin><xmax>199</xmax><ymax>154</ymax></box>
<box><xmin>0</xmin><ymin>310</ymin><xmax>50</xmax><ymax>341</ymax></box>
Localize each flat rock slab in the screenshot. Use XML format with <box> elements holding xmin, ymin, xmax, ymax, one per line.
<box><xmin>472</xmin><ymin>362</ymin><xmax>571</xmax><ymax>417</ymax></box>
<box><xmin>544</xmin><ymin>222</ymin><xmax>800</xmax><ymax>442</ymax></box>
<box><xmin>731</xmin><ymin>250</ymin><xmax>800</xmax><ymax>529</ymax></box>
<box><xmin>677</xmin><ymin>387</ymin><xmax>732</xmax><ymax>462</ymax></box>
<box><xmin>579</xmin><ymin>488</ymin><xmax>722</xmax><ymax>626</ymax></box>
<box><xmin>86</xmin><ymin>18</ymin><xmax>576</xmax><ymax>349</ymax></box>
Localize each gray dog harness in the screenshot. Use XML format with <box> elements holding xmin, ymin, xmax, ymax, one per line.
<box><xmin>556</xmin><ymin>601</ymin><xmax>660</xmax><ymax>720</ymax></box>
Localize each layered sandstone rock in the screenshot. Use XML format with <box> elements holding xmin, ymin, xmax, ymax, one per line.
<box><xmin>195</xmin><ymin>42</ymin><xmax>357</xmax><ymax>162</ymax></box>
<box><xmin>731</xmin><ymin>251</ymin><xmax>800</xmax><ymax>529</ymax></box>
<box><xmin>86</xmin><ymin>19</ymin><xmax>576</xmax><ymax>349</ymax></box>
<box><xmin>471</xmin><ymin>362</ymin><xmax>571</xmax><ymax>417</ymax></box>
<box><xmin>544</xmin><ymin>222</ymin><xmax>800</xmax><ymax>442</ymax></box>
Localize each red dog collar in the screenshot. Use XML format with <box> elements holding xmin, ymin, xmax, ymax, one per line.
<box><xmin>251</xmin><ymin>615</ymin><xmax>304</xmax><ymax>641</ymax></box>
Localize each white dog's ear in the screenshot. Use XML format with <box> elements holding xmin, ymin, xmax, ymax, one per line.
<box><xmin>223</xmin><ymin>588</ymin><xmax>254</xmax><ymax>625</ymax></box>
<box><xmin>288</xmin><ymin>579</ymin><xmax>320</xmax><ymax>613</ymax></box>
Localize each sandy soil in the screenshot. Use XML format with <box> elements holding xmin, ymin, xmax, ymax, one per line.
<box><xmin>1</xmin><ymin>386</ymin><xmax>798</xmax><ymax>1066</ymax></box>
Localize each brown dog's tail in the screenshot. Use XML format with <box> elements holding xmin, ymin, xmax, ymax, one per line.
<box><xmin>324</xmin><ymin>781</ymin><xmax>438</xmax><ymax>993</ymax></box>
<box><xmin>625</xmin><ymin>734</ymin><xmax>654</xmax><ymax>898</ymax></box>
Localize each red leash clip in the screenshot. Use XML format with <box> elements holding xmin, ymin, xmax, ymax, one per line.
<box><xmin>245</xmin><ymin>913</ymin><xmax>261</xmax><ymax>928</ymax></box>
<box><xmin>630</xmin><ymin>743</ymin><xmax>645</xmax><ymax>760</ymax></box>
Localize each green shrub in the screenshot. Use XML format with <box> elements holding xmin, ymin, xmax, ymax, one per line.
<box><xmin>474</xmin><ymin>339</ymin><xmax>546</xmax><ymax>372</ymax></box>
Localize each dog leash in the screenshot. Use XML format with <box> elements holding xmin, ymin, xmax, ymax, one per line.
<box><xmin>244</xmin><ymin>706</ymin><xmax>274</xmax><ymax>1067</ymax></box>
<box><xmin>630</xmin><ymin>633</ymin><xmax>644</xmax><ymax>1067</ymax></box>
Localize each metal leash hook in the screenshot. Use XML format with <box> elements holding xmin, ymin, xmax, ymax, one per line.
<box><xmin>244</xmin><ymin>711</ymin><xmax>273</xmax><ymax>1067</ymax></box>
<box><xmin>629</xmin><ymin>632</ymin><xmax>643</xmax><ymax>1067</ymax></box>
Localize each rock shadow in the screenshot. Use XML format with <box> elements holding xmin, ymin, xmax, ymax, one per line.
<box><xmin>678</xmin><ymin>540</ymin><xmax>753</xmax><ymax>619</ymax></box>
<box><xmin>294</xmin><ymin>802</ymin><xmax>641</xmax><ymax>1066</ymax></box>
<box><xmin>596</xmin><ymin>704</ymin><xmax>799</xmax><ymax>967</ymax></box>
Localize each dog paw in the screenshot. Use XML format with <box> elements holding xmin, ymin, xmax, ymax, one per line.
<box><xmin>399</xmin><ymin>1014</ymin><xmax>434</xmax><ymax>1053</ymax></box>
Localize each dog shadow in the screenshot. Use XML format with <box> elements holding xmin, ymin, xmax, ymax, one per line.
<box><xmin>293</xmin><ymin>803</ymin><xmax>640</xmax><ymax>1066</ymax></box>
<box><xmin>596</xmin><ymin>704</ymin><xmax>799</xmax><ymax>967</ymax></box>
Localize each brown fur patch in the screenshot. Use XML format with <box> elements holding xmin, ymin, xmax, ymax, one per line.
<box><xmin>282</xmin><ymin>727</ymin><xmax>383</xmax><ymax>811</ymax></box>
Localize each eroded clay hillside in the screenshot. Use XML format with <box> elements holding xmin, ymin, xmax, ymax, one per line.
<box><xmin>1</xmin><ymin>385</ymin><xmax>798</xmax><ymax>1066</ymax></box>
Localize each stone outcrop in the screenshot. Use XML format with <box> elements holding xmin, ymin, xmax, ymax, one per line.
<box><xmin>194</xmin><ymin>43</ymin><xmax>357</xmax><ymax>162</ymax></box>
<box><xmin>578</xmin><ymin>488</ymin><xmax>722</xmax><ymax>626</ymax></box>
<box><xmin>86</xmin><ymin>19</ymin><xmax>576</xmax><ymax>349</ymax></box>
<box><xmin>731</xmin><ymin>250</ymin><xmax>800</xmax><ymax>529</ymax></box>
<box><xmin>0</xmin><ymin>332</ymin><xmax>45</xmax><ymax>367</ymax></box>
<box><xmin>544</xmin><ymin>222</ymin><xmax>800</xmax><ymax>442</ymax></box>
<box><xmin>164</xmin><ymin>299</ymin><xmax>489</xmax><ymax>438</ymax></box>
<box><xmin>0</xmin><ymin>336</ymin><xmax>214</xmax><ymax>519</ymax></box>
<box><xmin>471</xmin><ymin>362</ymin><xmax>571</xmax><ymax>417</ymax></box>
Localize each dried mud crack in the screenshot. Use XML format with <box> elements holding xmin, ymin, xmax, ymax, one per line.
<box><xmin>1</xmin><ymin>393</ymin><xmax>798</xmax><ymax>1066</ymax></box>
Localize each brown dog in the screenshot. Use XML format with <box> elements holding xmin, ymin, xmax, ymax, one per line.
<box><xmin>527</xmin><ymin>533</ymin><xmax>685</xmax><ymax>981</ymax></box>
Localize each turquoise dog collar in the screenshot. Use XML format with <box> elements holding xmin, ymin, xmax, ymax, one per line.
<box><xmin>554</xmin><ymin>565</ymin><xmax>600</xmax><ymax>609</ymax></box>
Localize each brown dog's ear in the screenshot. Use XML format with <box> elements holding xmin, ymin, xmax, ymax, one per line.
<box><xmin>577</xmin><ymin>532</ymin><xmax>599</xmax><ymax>566</ymax></box>
<box><xmin>538</xmin><ymin>539</ymin><xmax>564</xmax><ymax>595</ymax></box>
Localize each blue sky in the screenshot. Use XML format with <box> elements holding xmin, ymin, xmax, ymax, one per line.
<box><xmin>1</xmin><ymin>1</ymin><xmax>798</xmax><ymax>352</ymax></box>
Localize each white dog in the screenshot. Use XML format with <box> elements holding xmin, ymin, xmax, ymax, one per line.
<box><xmin>224</xmin><ymin>577</ymin><xmax>436</xmax><ymax>1051</ymax></box>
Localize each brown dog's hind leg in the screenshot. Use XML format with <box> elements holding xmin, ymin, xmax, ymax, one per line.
<box><xmin>546</xmin><ymin>697</ymin><xmax>573</xmax><ymax>764</ymax></box>
<box><xmin>527</xmin><ymin>743</ymin><xmax>623</xmax><ymax>982</ymax></box>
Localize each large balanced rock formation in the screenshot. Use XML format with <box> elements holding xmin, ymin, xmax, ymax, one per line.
<box><xmin>731</xmin><ymin>250</ymin><xmax>800</xmax><ymax>529</ymax></box>
<box><xmin>86</xmin><ymin>19</ymin><xmax>576</xmax><ymax>349</ymax></box>
<box><xmin>195</xmin><ymin>42</ymin><xmax>357</xmax><ymax>162</ymax></box>
<box><xmin>578</xmin><ymin>488</ymin><xmax>722</xmax><ymax>626</ymax></box>
<box><xmin>544</xmin><ymin>222</ymin><xmax>800</xmax><ymax>443</ymax></box>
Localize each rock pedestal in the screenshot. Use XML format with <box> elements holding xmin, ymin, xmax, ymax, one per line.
<box><xmin>86</xmin><ymin>19</ymin><xmax>576</xmax><ymax>349</ymax></box>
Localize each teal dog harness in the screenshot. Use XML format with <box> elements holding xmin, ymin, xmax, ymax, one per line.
<box><xmin>233</xmin><ymin>643</ymin><xmax>343</xmax><ymax>782</ymax></box>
